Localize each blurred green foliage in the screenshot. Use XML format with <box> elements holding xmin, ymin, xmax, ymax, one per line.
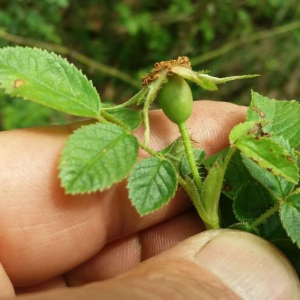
<box><xmin>0</xmin><ymin>0</ymin><xmax>300</xmax><ymax>130</ymax></box>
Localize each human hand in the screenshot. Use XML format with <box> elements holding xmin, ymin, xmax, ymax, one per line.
<box><xmin>0</xmin><ymin>101</ymin><xmax>298</xmax><ymax>299</ymax></box>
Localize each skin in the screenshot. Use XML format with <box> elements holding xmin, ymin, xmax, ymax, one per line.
<box><xmin>0</xmin><ymin>101</ymin><xmax>299</xmax><ymax>299</ymax></box>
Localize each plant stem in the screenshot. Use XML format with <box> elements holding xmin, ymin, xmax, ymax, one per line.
<box><xmin>0</xmin><ymin>30</ymin><xmax>140</xmax><ymax>88</ymax></box>
<box><xmin>250</xmin><ymin>202</ymin><xmax>280</xmax><ymax>228</ymax></box>
<box><xmin>178</xmin><ymin>121</ymin><xmax>202</xmax><ymax>193</ymax></box>
<box><xmin>201</xmin><ymin>146</ymin><xmax>236</xmax><ymax>230</ymax></box>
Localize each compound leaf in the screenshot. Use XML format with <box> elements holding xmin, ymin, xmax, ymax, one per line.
<box><xmin>59</xmin><ymin>123</ymin><xmax>138</xmax><ymax>194</ymax></box>
<box><xmin>128</xmin><ymin>157</ymin><xmax>177</xmax><ymax>216</ymax></box>
<box><xmin>0</xmin><ymin>47</ymin><xmax>100</xmax><ymax>117</ymax></box>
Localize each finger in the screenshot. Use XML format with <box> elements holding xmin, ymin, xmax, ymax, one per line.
<box><xmin>0</xmin><ymin>101</ymin><xmax>246</xmax><ymax>286</ymax></box>
<box><xmin>0</xmin><ymin>263</ymin><xmax>15</xmax><ymax>299</ymax></box>
<box><xmin>64</xmin><ymin>209</ymin><xmax>204</xmax><ymax>285</ymax></box>
<box><xmin>17</xmin><ymin>230</ymin><xmax>300</xmax><ymax>300</ymax></box>
<box><xmin>15</xmin><ymin>277</ymin><xmax>66</xmax><ymax>295</ymax></box>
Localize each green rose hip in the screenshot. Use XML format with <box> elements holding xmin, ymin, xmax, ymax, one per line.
<box><xmin>158</xmin><ymin>73</ymin><xmax>204</xmax><ymax>217</ymax></box>
<box><xmin>158</xmin><ymin>74</ymin><xmax>193</xmax><ymax>124</ymax></box>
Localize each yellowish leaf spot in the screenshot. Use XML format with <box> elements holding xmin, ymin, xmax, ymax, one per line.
<box><xmin>14</xmin><ymin>79</ymin><xmax>25</xmax><ymax>88</ymax></box>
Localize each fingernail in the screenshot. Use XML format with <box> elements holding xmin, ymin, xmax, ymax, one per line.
<box><xmin>194</xmin><ymin>230</ymin><xmax>299</xmax><ymax>299</ymax></box>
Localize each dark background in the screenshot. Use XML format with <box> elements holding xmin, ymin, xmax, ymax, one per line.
<box><xmin>0</xmin><ymin>0</ymin><xmax>300</xmax><ymax>130</ymax></box>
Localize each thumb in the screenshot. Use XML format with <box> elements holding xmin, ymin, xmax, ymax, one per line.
<box><xmin>18</xmin><ymin>230</ymin><xmax>299</xmax><ymax>300</ymax></box>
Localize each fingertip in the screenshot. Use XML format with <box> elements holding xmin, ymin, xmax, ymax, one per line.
<box><xmin>187</xmin><ymin>101</ymin><xmax>247</xmax><ymax>155</ymax></box>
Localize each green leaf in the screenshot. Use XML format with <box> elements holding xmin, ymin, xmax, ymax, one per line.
<box><xmin>219</xmin><ymin>194</ymin><xmax>238</xmax><ymax>227</ymax></box>
<box><xmin>59</xmin><ymin>123</ymin><xmax>138</xmax><ymax>194</ymax></box>
<box><xmin>259</xmin><ymin>213</ymin><xmax>291</xmax><ymax>244</ymax></box>
<box><xmin>280</xmin><ymin>192</ymin><xmax>300</xmax><ymax>247</ymax></box>
<box><xmin>127</xmin><ymin>157</ymin><xmax>177</xmax><ymax>216</ymax></box>
<box><xmin>260</xmin><ymin>213</ymin><xmax>300</xmax><ymax>277</ymax></box>
<box><xmin>222</xmin><ymin>150</ymin><xmax>253</xmax><ymax>200</ymax></box>
<box><xmin>181</xmin><ymin>149</ymin><xmax>206</xmax><ymax>177</ymax></box>
<box><xmin>228</xmin><ymin>222</ymin><xmax>259</xmax><ymax>235</ymax></box>
<box><xmin>242</xmin><ymin>154</ymin><xmax>294</xmax><ymax>199</ymax></box>
<box><xmin>171</xmin><ymin>65</ymin><xmax>258</xmax><ymax>91</ymax></box>
<box><xmin>235</xmin><ymin>136</ymin><xmax>299</xmax><ymax>183</ymax></box>
<box><xmin>103</xmin><ymin>107</ymin><xmax>141</xmax><ymax>130</ymax></box>
<box><xmin>0</xmin><ymin>47</ymin><xmax>100</xmax><ymax>117</ymax></box>
<box><xmin>229</xmin><ymin>121</ymin><xmax>256</xmax><ymax>144</ymax></box>
<box><xmin>233</xmin><ymin>182</ymin><xmax>276</xmax><ymax>222</ymax></box>
<box><xmin>247</xmin><ymin>91</ymin><xmax>300</xmax><ymax>147</ymax></box>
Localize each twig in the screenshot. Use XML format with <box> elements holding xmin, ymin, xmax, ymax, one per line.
<box><xmin>0</xmin><ymin>30</ymin><xmax>140</xmax><ymax>88</ymax></box>
<box><xmin>191</xmin><ymin>20</ymin><xmax>300</xmax><ymax>66</ymax></box>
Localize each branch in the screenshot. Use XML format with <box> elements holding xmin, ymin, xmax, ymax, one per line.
<box><xmin>0</xmin><ymin>30</ymin><xmax>140</xmax><ymax>88</ymax></box>
<box><xmin>191</xmin><ymin>20</ymin><xmax>300</xmax><ymax>66</ymax></box>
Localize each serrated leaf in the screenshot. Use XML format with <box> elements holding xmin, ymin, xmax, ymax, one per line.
<box><xmin>247</xmin><ymin>91</ymin><xmax>300</xmax><ymax>147</ymax></box>
<box><xmin>233</xmin><ymin>182</ymin><xmax>276</xmax><ymax>222</ymax></box>
<box><xmin>0</xmin><ymin>47</ymin><xmax>100</xmax><ymax>117</ymax></box>
<box><xmin>203</xmin><ymin>148</ymin><xmax>252</xmax><ymax>201</ymax></box>
<box><xmin>280</xmin><ymin>192</ymin><xmax>300</xmax><ymax>247</ymax></box>
<box><xmin>59</xmin><ymin>123</ymin><xmax>138</xmax><ymax>194</ymax></box>
<box><xmin>171</xmin><ymin>66</ymin><xmax>258</xmax><ymax>91</ymax></box>
<box><xmin>259</xmin><ymin>213</ymin><xmax>291</xmax><ymax>244</ymax></box>
<box><xmin>229</xmin><ymin>121</ymin><xmax>256</xmax><ymax>144</ymax></box>
<box><xmin>228</xmin><ymin>222</ymin><xmax>259</xmax><ymax>235</ymax></box>
<box><xmin>103</xmin><ymin>107</ymin><xmax>141</xmax><ymax>130</ymax></box>
<box><xmin>181</xmin><ymin>149</ymin><xmax>206</xmax><ymax>176</ymax></box>
<box><xmin>242</xmin><ymin>154</ymin><xmax>294</xmax><ymax>199</ymax></box>
<box><xmin>127</xmin><ymin>157</ymin><xmax>177</xmax><ymax>216</ymax></box>
<box><xmin>260</xmin><ymin>212</ymin><xmax>300</xmax><ymax>277</ymax></box>
<box><xmin>219</xmin><ymin>194</ymin><xmax>238</xmax><ymax>227</ymax></box>
<box><xmin>235</xmin><ymin>136</ymin><xmax>299</xmax><ymax>183</ymax></box>
<box><xmin>222</xmin><ymin>150</ymin><xmax>253</xmax><ymax>200</ymax></box>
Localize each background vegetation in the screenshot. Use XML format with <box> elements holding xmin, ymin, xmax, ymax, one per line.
<box><xmin>0</xmin><ymin>0</ymin><xmax>300</xmax><ymax>130</ymax></box>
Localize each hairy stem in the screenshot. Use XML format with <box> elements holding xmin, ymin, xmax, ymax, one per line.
<box><xmin>178</xmin><ymin>121</ymin><xmax>202</xmax><ymax>193</ymax></box>
<box><xmin>250</xmin><ymin>202</ymin><xmax>280</xmax><ymax>228</ymax></box>
<box><xmin>202</xmin><ymin>147</ymin><xmax>236</xmax><ymax>230</ymax></box>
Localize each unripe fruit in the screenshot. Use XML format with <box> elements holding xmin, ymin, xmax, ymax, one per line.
<box><xmin>158</xmin><ymin>74</ymin><xmax>193</xmax><ymax>124</ymax></box>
